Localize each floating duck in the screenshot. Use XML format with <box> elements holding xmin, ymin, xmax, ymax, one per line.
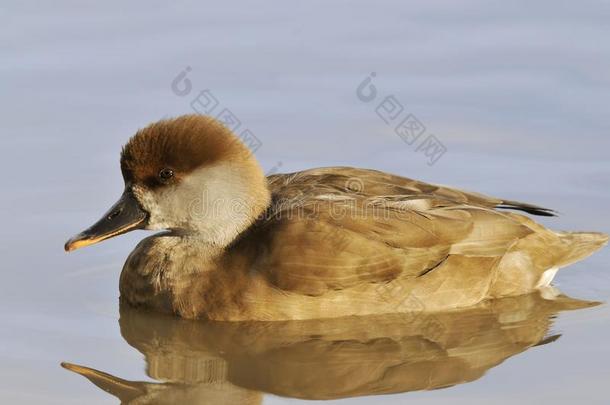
<box><xmin>65</xmin><ymin>114</ymin><xmax>608</xmax><ymax>320</ymax></box>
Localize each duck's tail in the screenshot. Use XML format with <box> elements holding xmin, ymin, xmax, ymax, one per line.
<box><xmin>491</xmin><ymin>229</ymin><xmax>607</xmax><ymax>294</ymax></box>
<box><xmin>496</xmin><ymin>199</ymin><xmax>557</xmax><ymax>217</ymax></box>
<box><xmin>555</xmin><ymin>231</ymin><xmax>609</xmax><ymax>268</ymax></box>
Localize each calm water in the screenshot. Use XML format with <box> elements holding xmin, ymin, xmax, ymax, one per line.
<box><xmin>2</xmin><ymin>1</ymin><xmax>610</xmax><ymax>404</ymax></box>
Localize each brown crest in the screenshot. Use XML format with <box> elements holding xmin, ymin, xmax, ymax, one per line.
<box><xmin>120</xmin><ymin>114</ymin><xmax>249</xmax><ymax>188</ymax></box>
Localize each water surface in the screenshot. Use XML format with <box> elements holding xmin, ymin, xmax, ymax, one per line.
<box><xmin>2</xmin><ymin>1</ymin><xmax>610</xmax><ymax>403</ymax></box>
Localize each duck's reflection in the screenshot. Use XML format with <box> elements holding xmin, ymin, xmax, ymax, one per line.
<box><xmin>63</xmin><ymin>291</ymin><xmax>597</xmax><ymax>404</ymax></box>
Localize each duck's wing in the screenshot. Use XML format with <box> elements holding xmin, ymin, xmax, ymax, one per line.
<box><xmin>268</xmin><ymin>167</ymin><xmax>555</xmax><ymax>216</ymax></box>
<box><xmin>255</xmin><ymin>167</ymin><xmax>540</xmax><ymax>296</ymax></box>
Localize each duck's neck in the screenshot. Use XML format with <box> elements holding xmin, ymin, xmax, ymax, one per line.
<box><xmin>184</xmin><ymin>162</ymin><xmax>271</xmax><ymax>248</ymax></box>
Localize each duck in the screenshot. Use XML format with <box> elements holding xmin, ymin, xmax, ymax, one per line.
<box><xmin>64</xmin><ymin>114</ymin><xmax>608</xmax><ymax>321</ymax></box>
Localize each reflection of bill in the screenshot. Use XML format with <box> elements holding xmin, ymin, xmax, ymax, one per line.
<box><xmin>375</xmin><ymin>95</ymin><xmax>404</xmax><ymax>124</ymax></box>
<box><xmin>190</xmin><ymin>89</ymin><xmax>219</xmax><ymax>115</ymax></box>
<box><xmin>415</xmin><ymin>135</ymin><xmax>447</xmax><ymax>166</ymax></box>
<box><xmin>395</xmin><ymin>114</ymin><xmax>426</xmax><ymax>145</ymax></box>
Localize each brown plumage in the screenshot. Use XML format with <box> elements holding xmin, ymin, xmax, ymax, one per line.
<box><xmin>121</xmin><ymin>115</ymin><xmax>250</xmax><ymax>188</ymax></box>
<box><xmin>65</xmin><ymin>114</ymin><xmax>608</xmax><ymax>320</ymax></box>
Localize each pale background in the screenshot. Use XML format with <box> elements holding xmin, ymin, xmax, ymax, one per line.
<box><xmin>2</xmin><ymin>1</ymin><xmax>609</xmax><ymax>403</ymax></box>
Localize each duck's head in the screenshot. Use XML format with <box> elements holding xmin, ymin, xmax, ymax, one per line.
<box><xmin>65</xmin><ymin>114</ymin><xmax>270</xmax><ymax>252</ymax></box>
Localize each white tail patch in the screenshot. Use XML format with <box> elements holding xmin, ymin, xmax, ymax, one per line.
<box><xmin>536</xmin><ymin>267</ymin><xmax>559</xmax><ymax>288</ymax></box>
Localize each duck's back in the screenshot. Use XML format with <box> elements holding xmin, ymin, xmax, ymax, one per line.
<box><xmin>228</xmin><ymin>167</ymin><xmax>608</xmax><ymax>319</ymax></box>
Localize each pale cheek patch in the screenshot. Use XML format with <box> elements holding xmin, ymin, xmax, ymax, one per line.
<box><xmin>133</xmin><ymin>185</ymin><xmax>169</xmax><ymax>230</ymax></box>
<box><xmin>131</xmin><ymin>163</ymin><xmax>269</xmax><ymax>245</ymax></box>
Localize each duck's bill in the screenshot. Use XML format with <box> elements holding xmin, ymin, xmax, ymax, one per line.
<box><xmin>64</xmin><ymin>190</ymin><xmax>148</xmax><ymax>252</ymax></box>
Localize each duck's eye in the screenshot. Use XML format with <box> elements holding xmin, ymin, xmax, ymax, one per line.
<box><xmin>158</xmin><ymin>168</ymin><xmax>174</xmax><ymax>181</ymax></box>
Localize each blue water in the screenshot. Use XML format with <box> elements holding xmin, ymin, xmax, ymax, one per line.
<box><xmin>2</xmin><ymin>1</ymin><xmax>609</xmax><ymax>403</ymax></box>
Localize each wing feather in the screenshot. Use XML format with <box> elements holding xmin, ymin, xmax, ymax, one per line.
<box><xmin>255</xmin><ymin>168</ymin><xmax>535</xmax><ymax>296</ymax></box>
